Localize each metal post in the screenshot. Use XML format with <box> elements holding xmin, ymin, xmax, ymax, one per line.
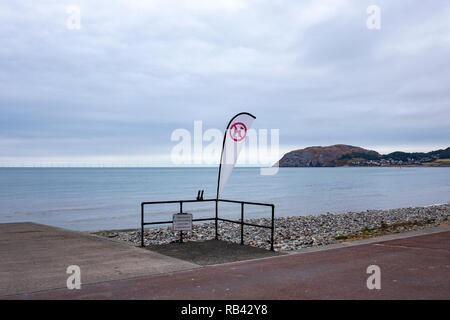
<box><xmin>271</xmin><ymin>205</ymin><xmax>275</xmax><ymax>251</ymax></box>
<box><xmin>179</xmin><ymin>201</ymin><xmax>183</xmax><ymax>243</ymax></box>
<box><xmin>215</xmin><ymin>199</ymin><xmax>218</xmax><ymax>240</ymax></box>
<box><xmin>141</xmin><ymin>203</ymin><xmax>144</xmax><ymax>247</ymax></box>
<box><xmin>240</xmin><ymin>202</ymin><xmax>244</xmax><ymax>245</ymax></box>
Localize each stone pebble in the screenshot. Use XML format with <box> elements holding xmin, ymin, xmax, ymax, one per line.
<box><xmin>94</xmin><ymin>203</ymin><xmax>450</xmax><ymax>251</ymax></box>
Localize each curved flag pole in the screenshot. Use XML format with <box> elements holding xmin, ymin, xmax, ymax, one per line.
<box><xmin>216</xmin><ymin>112</ymin><xmax>256</xmax><ymax>200</ymax></box>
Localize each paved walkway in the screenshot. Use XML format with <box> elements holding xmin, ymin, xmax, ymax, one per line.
<box><xmin>0</xmin><ymin>223</ymin><xmax>199</xmax><ymax>296</ymax></box>
<box><xmin>2</xmin><ymin>224</ymin><xmax>449</xmax><ymax>299</ymax></box>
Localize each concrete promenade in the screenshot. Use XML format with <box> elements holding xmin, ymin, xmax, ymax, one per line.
<box><xmin>1</xmin><ymin>223</ymin><xmax>449</xmax><ymax>299</ymax></box>
<box><xmin>0</xmin><ymin>223</ymin><xmax>199</xmax><ymax>296</ymax></box>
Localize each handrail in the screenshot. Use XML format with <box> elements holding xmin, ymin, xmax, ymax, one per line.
<box><xmin>140</xmin><ymin>198</ymin><xmax>275</xmax><ymax>251</ymax></box>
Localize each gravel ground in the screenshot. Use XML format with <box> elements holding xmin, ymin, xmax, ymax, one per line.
<box><xmin>93</xmin><ymin>203</ymin><xmax>450</xmax><ymax>251</ymax></box>
<box><xmin>146</xmin><ymin>240</ymin><xmax>284</xmax><ymax>265</ymax></box>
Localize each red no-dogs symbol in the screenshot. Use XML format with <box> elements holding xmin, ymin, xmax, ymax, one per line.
<box><xmin>229</xmin><ymin>122</ymin><xmax>247</xmax><ymax>142</ymax></box>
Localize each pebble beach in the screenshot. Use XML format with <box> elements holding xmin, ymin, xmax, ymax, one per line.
<box><xmin>94</xmin><ymin>203</ymin><xmax>450</xmax><ymax>251</ymax></box>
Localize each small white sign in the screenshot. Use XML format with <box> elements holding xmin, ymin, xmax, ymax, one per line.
<box><xmin>173</xmin><ymin>213</ymin><xmax>193</xmax><ymax>231</ymax></box>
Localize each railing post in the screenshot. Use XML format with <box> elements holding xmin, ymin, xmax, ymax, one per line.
<box><xmin>179</xmin><ymin>201</ymin><xmax>183</xmax><ymax>243</ymax></box>
<box><xmin>215</xmin><ymin>199</ymin><xmax>218</xmax><ymax>240</ymax></box>
<box><xmin>240</xmin><ymin>202</ymin><xmax>244</xmax><ymax>245</ymax></box>
<box><xmin>271</xmin><ymin>204</ymin><xmax>275</xmax><ymax>251</ymax></box>
<box><xmin>141</xmin><ymin>203</ymin><xmax>144</xmax><ymax>247</ymax></box>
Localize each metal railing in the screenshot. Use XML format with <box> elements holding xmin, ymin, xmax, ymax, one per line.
<box><xmin>141</xmin><ymin>198</ymin><xmax>275</xmax><ymax>251</ymax></box>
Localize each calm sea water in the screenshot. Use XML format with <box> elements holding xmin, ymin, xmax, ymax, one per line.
<box><xmin>0</xmin><ymin>167</ymin><xmax>449</xmax><ymax>231</ymax></box>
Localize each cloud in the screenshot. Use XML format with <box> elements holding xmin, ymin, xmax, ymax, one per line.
<box><xmin>0</xmin><ymin>0</ymin><xmax>449</xmax><ymax>166</ymax></box>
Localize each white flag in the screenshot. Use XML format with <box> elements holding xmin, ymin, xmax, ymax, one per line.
<box><xmin>216</xmin><ymin>112</ymin><xmax>256</xmax><ymax>198</ymax></box>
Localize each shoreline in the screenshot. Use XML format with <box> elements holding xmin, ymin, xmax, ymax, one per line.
<box><xmin>93</xmin><ymin>203</ymin><xmax>450</xmax><ymax>251</ymax></box>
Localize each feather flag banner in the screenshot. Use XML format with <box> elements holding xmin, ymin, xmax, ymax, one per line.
<box><xmin>216</xmin><ymin>112</ymin><xmax>256</xmax><ymax>199</ymax></box>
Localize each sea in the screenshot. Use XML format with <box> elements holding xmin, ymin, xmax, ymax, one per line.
<box><xmin>0</xmin><ymin>167</ymin><xmax>449</xmax><ymax>231</ymax></box>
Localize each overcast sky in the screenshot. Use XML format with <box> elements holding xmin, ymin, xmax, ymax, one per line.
<box><xmin>1</xmin><ymin>0</ymin><xmax>449</xmax><ymax>166</ymax></box>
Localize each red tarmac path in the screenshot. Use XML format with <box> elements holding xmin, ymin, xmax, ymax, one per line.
<box><xmin>6</xmin><ymin>228</ymin><xmax>450</xmax><ymax>299</ymax></box>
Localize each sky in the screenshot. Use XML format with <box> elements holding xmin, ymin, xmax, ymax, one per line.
<box><xmin>0</xmin><ymin>0</ymin><xmax>449</xmax><ymax>166</ymax></box>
